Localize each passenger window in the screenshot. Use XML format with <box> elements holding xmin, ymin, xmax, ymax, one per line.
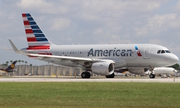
<box><xmin>161</xmin><ymin>50</ymin><xmax>165</xmax><ymax>53</ymax></box>
<box><xmin>157</xmin><ymin>50</ymin><xmax>161</xmax><ymax>54</ymax></box>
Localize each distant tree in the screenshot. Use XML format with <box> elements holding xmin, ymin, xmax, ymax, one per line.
<box><xmin>18</xmin><ymin>60</ymin><xmax>21</xmax><ymax>65</ymax></box>
<box><xmin>22</xmin><ymin>60</ymin><xmax>24</xmax><ymax>65</ymax></box>
<box><xmin>169</xmin><ymin>63</ymin><xmax>180</xmax><ymax>70</ymax></box>
<box><xmin>30</xmin><ymin>64</ymin><xmax>32</xmax><ymax>66</ymax></box>
<box><xmin>10</xmin><ymin>60</ymin><xmax>13</xmax><ymax>64</ymax></box>
<box><xmin>25</xmin><ymin>61</ymin><xmax>28</xmax><ymax>65</ymax></box>
<box><xmin>6</xmin><ymin>61</ymin><xmax>9</xmax><ymax>66</ymax></box>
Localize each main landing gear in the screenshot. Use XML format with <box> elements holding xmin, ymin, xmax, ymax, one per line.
<box><xmin>81</xmin><ymin>72</ymin><xmax>115</xmax><ymax>78</ymax></box>
<box><xmin>81</xmin><ymin>72</ymin><xmax>91</xmax><ymax>78</ymax></box>
<box><xmin>149</xmin><ymin>74</ymin><xmax>155</xmax><ymax>79</ymax></box>
<box><xmin>106</xmin><ymin>73</ymin><xmax>115</xmax><ymax>78</ymax></box>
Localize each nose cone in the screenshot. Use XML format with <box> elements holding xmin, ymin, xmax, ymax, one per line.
<box><xmin>169</xmin><ymin>54</ymin><xmax>179</xmax><ymax>65</ymax></box>
<box><xmin>173</xmin><ymin>54</ymin><xmax>179</xmax><ymax>63</ymax></box>
<box><xmin>173</xmin><ymin>69</ymin><xmax>177</xmax><ymax>73</ymax></box>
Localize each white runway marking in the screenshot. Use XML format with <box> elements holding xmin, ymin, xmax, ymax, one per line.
<box><xmin>0</xmin><ymin>78</ymin><xmax>179</xmax><ymax>83</ymax></box>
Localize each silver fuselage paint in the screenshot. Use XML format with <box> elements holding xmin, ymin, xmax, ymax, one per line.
<box><xmin>25</xmin><ymin>44</ymin><xmax>177</xmax><ymax>68</ymax></box>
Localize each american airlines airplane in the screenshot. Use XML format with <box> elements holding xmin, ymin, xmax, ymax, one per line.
<box><xmin>9</xmin><ymin>13</ymin><xmax>179</xmax><ymax>79</ymax></box>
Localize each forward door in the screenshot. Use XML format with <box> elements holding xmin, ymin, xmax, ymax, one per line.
<box><xmin>143</xmin><ymin>46</ymin><xmax>151</xmax><ymax>59</ymax></box>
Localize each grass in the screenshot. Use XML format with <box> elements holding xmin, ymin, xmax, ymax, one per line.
<box><xmin>0</xmin><ymin>82</ymin><xmax>180</xmax><ymax>108</ymax></box>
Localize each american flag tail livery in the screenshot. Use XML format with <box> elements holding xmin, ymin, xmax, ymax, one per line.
<box><xmin>22</xmin><ymin>13</ymin><xmax>52</xmax><ymax>51</ymax></box>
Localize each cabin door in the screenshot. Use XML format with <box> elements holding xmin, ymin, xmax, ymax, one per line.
<box><xmin>143</xmin><ymin>46</ymin><xmax>150</xmax><ymax>59</ymax></box>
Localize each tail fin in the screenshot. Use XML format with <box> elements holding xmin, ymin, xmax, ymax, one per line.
<box><xmin>22</xmin><ymin>13</ymin><xmax>52</xmax><ymax>50</ymax></box>
<box><xmin>5</xmin><ymin>61</ymin><xmax>17</xmax><ymax>72</ymax></box>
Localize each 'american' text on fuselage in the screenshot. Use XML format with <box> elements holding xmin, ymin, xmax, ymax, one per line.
<box><xmin>87</xmin><ymin>48</ymin><xmax>133</xmax><ymax>57</ymax></box>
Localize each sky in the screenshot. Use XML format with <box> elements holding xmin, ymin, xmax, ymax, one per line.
<box><xmin>0</xmin><ymin>0</ymin><xmax>180</xmax><ymax>65</ymax></box>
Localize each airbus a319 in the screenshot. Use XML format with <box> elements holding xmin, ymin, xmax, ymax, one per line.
<box><xmin>9</xmin><ymin>13</ymin><xmax>179</xmax><ymax>79</ymax></box>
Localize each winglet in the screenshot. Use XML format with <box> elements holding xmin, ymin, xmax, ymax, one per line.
<box><xmin>9</xmin><ymin>39</ymin><xmax>22</xmax><ymax>54</ymax></box>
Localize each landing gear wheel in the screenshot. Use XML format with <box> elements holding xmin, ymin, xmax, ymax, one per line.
<box><xmin>106</xmin><ymin>73</ymin><xmax>115</xmax><ymax>78</ymax></box>
<box><xmin>81</xmin><ymin>72</ymin><xmax>91</xmax><ymax>78</ymax></box>
<box><xmin>149</xmin><ymin>74</ymin><xmax>155</xmax><ymax>79</ymax></box>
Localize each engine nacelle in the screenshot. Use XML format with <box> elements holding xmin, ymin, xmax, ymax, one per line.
<box><xmin>91</xmin><ymin>61</ymin><xmax>114</xmax><ymax>75</ymax></box>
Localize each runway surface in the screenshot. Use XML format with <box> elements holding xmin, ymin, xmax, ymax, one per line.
<box><xmin>0</xmin><ymin>77</ymin><xmax>179</xmax><ymax>83</ymax></box>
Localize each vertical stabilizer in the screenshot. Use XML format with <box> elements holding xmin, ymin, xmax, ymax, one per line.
<box><xmin>22</xmin><ymin>13</ymin><xmax>52</xmax><ymax>50</ymax></box>
<box><xmin>5</xmin><ymin>61</ymin><xmax>17</xmax><ymax>72</ymax></box>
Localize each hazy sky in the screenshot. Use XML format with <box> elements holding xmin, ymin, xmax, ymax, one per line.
<box><xmin>0</xmin><ymin>0</ymin><xmax>180</xmax><ymax>65</ymax></box>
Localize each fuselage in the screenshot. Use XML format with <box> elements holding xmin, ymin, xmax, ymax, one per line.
<box><xmin>21</xmin><ymin>44</ymin><xmax>179</xmax><ymax>69</ymax></box>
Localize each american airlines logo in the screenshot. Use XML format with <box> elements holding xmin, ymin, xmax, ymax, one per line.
<box><xmin>87</xmin><ymin>48</ymin><xmax>133</xmax><ymax>57</ymax></box>
<box><xmin>135</xmin><ymin>46</ymin><xmax>142</xmax><ymax>56</ymax></box>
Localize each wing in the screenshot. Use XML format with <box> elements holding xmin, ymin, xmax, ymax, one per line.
<box><xmin>9</xmin><ymin>39</ymin><xmax>114</xmax><ymax>67</ymax></box>
<box><xmin>28</xmin><ymin>53</ymin><xmax>105</xmax><ymax>66</ymax></box>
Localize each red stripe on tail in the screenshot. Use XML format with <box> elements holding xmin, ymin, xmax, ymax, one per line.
<box><xmin>22</xmin><ymin>14</ymin><xmax>27</xmax><ymax>17</ymax></box>
<box><xmin>24</xmin><ymin>21</ymin><xmax>30</xmax><ymax>25</ymax></box>
<box><xmin>25</xmin><ymin>29</ymin><xmax>33</xmax><ymax>34</ymax></box>
<box><xmin>27</xmin><ymin>37</ymin><xmax>37</xmax><ymax>42</ymax></box>
<box><xmin>27</xmin><ymin>46</ymin><xmax>50</xmax><ymax>50</ymax></box>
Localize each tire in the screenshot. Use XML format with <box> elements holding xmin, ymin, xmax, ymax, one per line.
<box><xmin>106</xmin><ymin>73</ymin><xmax>115</xmax><ymax>78</ymax></box>
<box><xmin>81</xmin><ymin>72</ymin><xmax>91</xmax><ymax>78</ymax></box>
<box><xmin>149</xmin><ymin>74</ymin><xmax>155</xmax><ymax>79</ymax></box>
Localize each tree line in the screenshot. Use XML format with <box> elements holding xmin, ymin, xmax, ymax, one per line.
<box><xmin>1</xmin><ymin>60</ymin><xmax>32</xmax><ymax>66</ymax></box>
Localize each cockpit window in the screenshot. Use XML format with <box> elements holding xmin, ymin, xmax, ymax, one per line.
<box><xmin>157</xmin><ymin>50</ymin><xmax>171</xmax><ymax>54</ymax></box>
<box><xmin>161</xmin><ymin>50</ymin><xmax>165</xmax><ymax>53</ymax></box>
<box><xmin>157</xmin><ymin>50</ymin><xmax>161</xmax><ymax>54</ymax></box>
<box><xmin>165</xmin><ymin>50</ymin><xmax>171</xmax><ymax>53</ymax></box>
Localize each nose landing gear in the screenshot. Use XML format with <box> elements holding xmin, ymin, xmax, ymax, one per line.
<box><xmin>148</xmin><ymin>65</ymin><xmax>155</xmax><ymax>79</ymax></box>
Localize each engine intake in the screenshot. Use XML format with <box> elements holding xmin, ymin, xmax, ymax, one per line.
<box><xmin>91</xmin><ymin>61</ymin><xmax>114</xmax><ymax>75</ymax></box>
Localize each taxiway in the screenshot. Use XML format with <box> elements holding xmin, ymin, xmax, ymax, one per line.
<box><xmin>0</xmin><ymin>77</ymin><xmax>179</xmax><ymax>83</ymax></box>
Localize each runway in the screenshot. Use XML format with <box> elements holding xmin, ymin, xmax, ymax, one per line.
<box><xmin>0</xmin><ymin>77</ymin><xmax>179</xmax><ymax>83</ymax></box>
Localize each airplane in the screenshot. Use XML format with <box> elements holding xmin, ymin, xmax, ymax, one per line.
<box><xmin>145</xmin><ymin>67</ymin><xmax>177</xmax><ymax>75</ymax></box>
<box><xmin>116</xmin><ymin>67</ymin><xmax>177</xmax><ymax>77</ymax></box>
<box><xmin>9</xmin><ymin>13</ymin><xmax>179</xmax><ymax>79</ymax></box>
<box><xmin>145</xmin><ymin>67</ymin><xmax>178</xmax><ymax>78</ymax></box>
<box><xmin>0</xmin><ymin>61</ymin><xmax>17</xmax><ymax>75</ymax></box>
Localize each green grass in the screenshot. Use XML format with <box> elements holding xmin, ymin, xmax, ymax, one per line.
<box><xmin>0</xmin><ymin>82</ymin><xmax>180</xmax><ymax>108</ymax></box>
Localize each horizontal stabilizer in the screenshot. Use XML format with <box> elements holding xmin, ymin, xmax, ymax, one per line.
<box><xmin>9</xmin><ymin>39</ymin><xmax>25</xmax><ymax>55</ymax></box>
<box><xmin>9</xmin><ymin>39</ymin><xmax>21</xmax><ymax>54</ymax></box>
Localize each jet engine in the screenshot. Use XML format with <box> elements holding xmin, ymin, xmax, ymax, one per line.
<box><xmin>91</xmin><ymin>61</ymin><xmax>114</xmax><ymax>75</ymax></box>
